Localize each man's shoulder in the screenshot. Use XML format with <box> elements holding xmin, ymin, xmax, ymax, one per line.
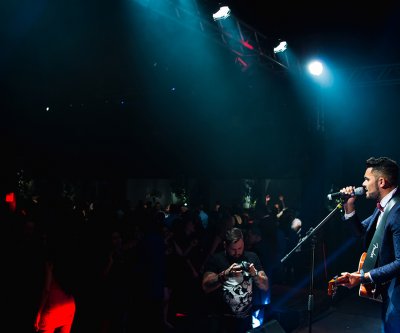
<box><xmin>387</xmin><ymin>194</ymin><xmax>400</xmax><ymax>212</ymax></box>
<box><xmin>243</xmin><ymin>251</ymin><xmax>260</xmax><ymax>260</ymax></box>
<box><xmin>388</xmin><ymin>197</ymin><xmax>400</xmax><ymax>216</ymax></box>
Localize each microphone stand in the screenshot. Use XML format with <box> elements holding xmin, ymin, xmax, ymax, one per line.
<box><xmin>281</xmin><ymin>201</ymin><xmax>343</xmax><ymax>333</ymax></box>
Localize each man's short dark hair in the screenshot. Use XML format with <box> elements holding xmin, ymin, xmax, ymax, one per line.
<box><xmin>225</xmin><ymin>227</ymin><xmax>243</xmax><ymax>246</ymax></box>
<box><xmin>366</xmin><ymin>156</ymin><xmax>399</xmax><ymax>186</ymax></box>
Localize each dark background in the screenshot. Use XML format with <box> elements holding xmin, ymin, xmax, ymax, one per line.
<box><xmin>2</xmin><ymin>0</ymin><xmax>400</xmax><ymax>207</ymax></box>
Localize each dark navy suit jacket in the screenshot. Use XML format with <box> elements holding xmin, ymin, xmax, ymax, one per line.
<box><xmin>347</xmin><ymin>193</ymin><xmax>400</xmax><ymax>319</ymax></box>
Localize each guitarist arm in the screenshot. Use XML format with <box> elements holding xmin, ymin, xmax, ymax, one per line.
<box><xmin>337</xmin><ymin>270</ymin><xmax>372</xmax><ymax>288</ymax></box>
<box><xmin>360</xmin><ymin>269</ymin><xmax>373</xmax><ymax>284</ymax></box>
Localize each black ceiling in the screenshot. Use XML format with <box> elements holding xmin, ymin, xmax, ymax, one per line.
<box><xmin>2</xmin><ymin>0</ymin><xmax>400</xmax><ymax>181</ymax></box>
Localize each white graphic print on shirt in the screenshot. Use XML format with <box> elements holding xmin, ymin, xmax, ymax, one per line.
<box><xmin>222</xmin><ymin>274</ymin><xmax>253</xmax><ymax>316</ymax></box>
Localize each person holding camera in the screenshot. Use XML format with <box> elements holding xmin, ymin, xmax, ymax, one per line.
<box><xmin>201</xmin><ymin>227</ymin><xmax>269</xmax><ymax>333</ymax></box>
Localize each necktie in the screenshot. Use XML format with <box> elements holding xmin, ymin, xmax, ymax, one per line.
<box><xmin>377</xmin><ymin>202</ymin><xmax>384</xmax><ymax>212</ymax></box>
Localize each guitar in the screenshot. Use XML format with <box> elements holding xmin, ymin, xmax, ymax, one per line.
<box><xmin>328</xmin><ymin>252</ymin><xmax>383</xmax><ymax>302</ymax></box>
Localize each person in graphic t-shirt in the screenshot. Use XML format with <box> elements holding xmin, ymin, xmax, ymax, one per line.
<box><xmin>202</xmin><ymin>227</ymin><xmax>269</xmax><ymax>333</ymax></box>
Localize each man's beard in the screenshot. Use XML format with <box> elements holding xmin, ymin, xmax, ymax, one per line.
<box><xmin>367</xmin><ymin>182</ymin><xmax>380</xmax><ymax>200</ymax></box>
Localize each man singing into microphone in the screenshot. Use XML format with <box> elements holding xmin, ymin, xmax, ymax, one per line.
<box><xmin>336</xmin><ymin>156</ymin><xmax>400</xmax><ymax>333</ymax></box>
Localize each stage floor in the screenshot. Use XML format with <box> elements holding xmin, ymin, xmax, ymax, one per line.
<box><xmin>293</xmin><ymin>286</ymin><xmax>381</xmax><ymax>333</ymax></box>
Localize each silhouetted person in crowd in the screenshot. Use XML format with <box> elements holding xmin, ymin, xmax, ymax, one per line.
<box><xmin>246</xmin><ymin>224</ymin><xmax>270</xmax><ymax>271</ymax></box>
<box><xmin>4</xmin><ymin>214</ymin><xmax>46</xmax><ymax>333</ymax></box>
<box><xmin>277</xmin><ymin>208</ymin><xmax>304</xmax><ymax>285</ymax></box>
<box><xmin>169</xmin><ymin>211</ymin><xmax>205</xmax><ymax>315</ymax></box>
<box><xmin>133</xmin><ymin>210</ymin><xmax>167</xmax><ymax>332</ymax></box>
<box><xmin>34</xmin><ymin>232</ymin><xmax>78</xmax><ymax>333</ymax></box>
<box><xmin>99</xmin><ymin>230</ymin><xmax>131</xmax><ymax>333</ymax></box>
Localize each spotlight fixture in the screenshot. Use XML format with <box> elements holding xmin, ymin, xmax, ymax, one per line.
<box><xmin>307</xmin><ymin>60</ymin><xmax>323</xmax><ymax>76</ymax></box>
<box><xmin>212</xmin><ymin>3</ymin><xmax>231</xmax><ymax>21</ymax></box>
<box><xmin>273</xmin><ymin>40</ymin><xmax>287</xmax><ymax>53</ymax></box>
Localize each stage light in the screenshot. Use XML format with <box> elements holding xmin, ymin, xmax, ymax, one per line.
<box><xmin>273</xmin><ymin>40</ymin><xmax>287</xmax><ymax>53</ymax></box>
<box><xmin>212</xmin><ymin>3</ymin><xmax>231</xmax><ymax>21</ymax></box>
<box><xmin>308</xmin><ymin>60</ymin><xmax>324</xmax><ymax>76</ymax></box>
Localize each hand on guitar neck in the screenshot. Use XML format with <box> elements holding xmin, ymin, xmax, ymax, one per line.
<box><xmin>327</xmin><ymin>272</ymin><xmax>359</xmax><ymax>298</ymax></box>
<box><xmin>328</xmin><ymin>252</ymin><xmax>365</xmax><ymax>295</ymax></box>
<box><xmin>328</xmin><ymin>252</ymin><xmax>383</xmax><ymax>302</ymax></box>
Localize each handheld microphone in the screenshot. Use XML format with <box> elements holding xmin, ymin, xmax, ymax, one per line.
<box><xmin>327</xmin><ymin>187</ymin><xmax>365</xmax><ymax>201</ymax></box>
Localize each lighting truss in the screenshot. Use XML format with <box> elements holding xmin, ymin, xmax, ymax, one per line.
<box><xmin>135</xmin><ymin>0</ymin><xmax>288</xmax><ymax>74</ymax></box>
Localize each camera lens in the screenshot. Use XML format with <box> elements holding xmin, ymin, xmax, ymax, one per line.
<box><xmin>240</xmin><ymin>261</ymin><xmax>250</xmax><ymax>271</ymax></box>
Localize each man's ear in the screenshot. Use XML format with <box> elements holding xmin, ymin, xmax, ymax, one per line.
<box><xmin>378</xmin><ymin>176</ymin><xmax>386</xmax><ymax>188</ymax></box>
<box><xmin>379</xmin><ymin>176</ymin><xmax>389</xmax><ymax>189</ymax></box>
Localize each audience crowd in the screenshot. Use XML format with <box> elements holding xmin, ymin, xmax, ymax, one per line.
<box><xmin>1</xmin><ymin>184</ymin><xmax>304</xmax><ymax>333</ymax></box>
